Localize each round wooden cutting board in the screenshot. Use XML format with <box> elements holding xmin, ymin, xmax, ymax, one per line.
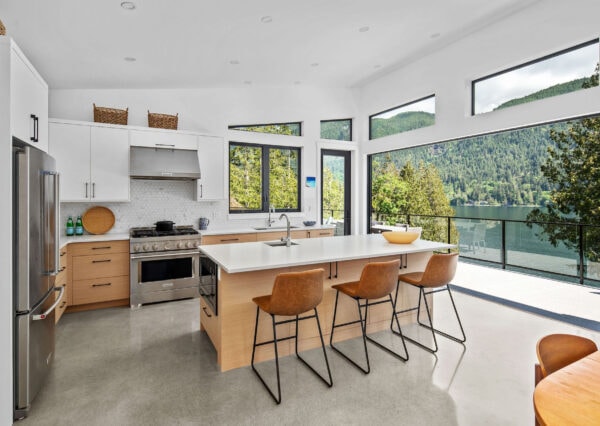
<box><xmin>82</xmin><ymin>206</ymin><xmax>115</xmax><ymax>234</ymax></box>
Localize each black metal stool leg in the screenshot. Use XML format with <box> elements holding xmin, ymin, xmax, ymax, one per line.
<box><xmin>366</xmin><ymin>294</ymin><xmax>409</xmax><ymax>362</ymax></box>
<box><xmin>418</xmin><ymin>286</ymin><xmax>466</xmax><ymax>344</ymax></box>
<box><xmin>330</xmin><ymin>291</ymin><xmax>371</xmax><ymax>374</ymax></box>
<box><xmin>295</xmin><ymin>309</ymin><xmax>333</xmax><ymax>387</ymax></box>
<box><xmin>251</xmin><ymin>308</ymin><xmax>282</xmax><ymax>404</ymax></box>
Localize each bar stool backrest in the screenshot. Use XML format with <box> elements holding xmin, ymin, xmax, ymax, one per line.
<box><xmin>417</xmin><ymin>253</ymin><xmax>459</xmax><ymax>288</ymax></box>
<box><xmin>536</xmin><ymin>334</ymin><xmax>598</xmax><ymax>377</ymax></box>
<box><xmin>357</xmin><ymin>260</ymin><xmax>401</xmax><ymax>299</ymax></box>
<box><xmin>269</xmin><ymin>269</ymin><xmax>325</xmax><ymax>316</ymax></box>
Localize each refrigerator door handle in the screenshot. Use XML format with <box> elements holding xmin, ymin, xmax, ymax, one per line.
<box><xmin>41</xmin><ymin>171</ymin><xmax>60</xmax><ymax>276</ymax></box>
<box><xmin>32</xmin><ymin>286</ymin><xmax>64</xmax><ymax>321</ymax></box>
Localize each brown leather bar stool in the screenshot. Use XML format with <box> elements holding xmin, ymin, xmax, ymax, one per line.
<box><xmin>394</xmin><ymin>252</ymin><xmax>465</xmax><ymax>353</ymax></box>
<box><xmin>251</xmin><ymin>268</ymin><xmax>332</xmax><ymax>404</ymax></box>
<box><xmin>329</xmin><ymin>259</ymin><xmax>408</xmax><ymax>374</ymax></box>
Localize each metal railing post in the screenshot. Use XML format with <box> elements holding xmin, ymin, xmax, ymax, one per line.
<box><xmin>501</xmin><ymin>220</ymin><xmax>506</xmax><ymax>269</ymax></box>
<box><xmin>579</xmin><ymin>224</ymin><xmax>585</xmax><ymax>285</ymax></box>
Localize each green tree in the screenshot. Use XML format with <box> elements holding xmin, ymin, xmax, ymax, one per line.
<box><xmin>526</xmin><ymin>114</ymin><xmax>600</xmax><ymax>259</ymax></box>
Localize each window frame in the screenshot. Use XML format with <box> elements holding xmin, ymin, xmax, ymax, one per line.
<box><xmin>320</xmin><ymin>118</ymin><xmax>353</xmax><ymax>141</ymax></box>
<box><xmin>228</xmin><ymin>122</ymin><xmax>303</xmax><ymax>136</ymax></box>
<box><xmin>369</xmin><ymin>94</ymin><xmax>436</xmax><ymax>140</ymax></box>
<box><xmin>471</xmin><ymin>38</ymin><xmax>600</xmax><ymax>115</ymax></box>
<box><xmin>229</xmin><ymin>141</ymin><xmax>302</xmax><ymax>214</ymax></box>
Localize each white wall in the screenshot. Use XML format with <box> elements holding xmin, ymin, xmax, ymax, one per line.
<box><xmin>357</xmin><ymin>0</ymin><xmax>600</xmax><ymax>232</ymax></box>
<box><xmin>50</xmin><ymin>86</ymin><xmax>360</xmax><ymax>230</ymax></box>
<box><xmin>0</xmin><ymin>38</ymin><xmax>14</xmax><ymax>426</ymax></box>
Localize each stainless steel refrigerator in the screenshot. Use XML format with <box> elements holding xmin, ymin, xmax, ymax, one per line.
<box><xmin>12</xmin><ymin>140</ymin><xmax>63</xmax><ymax>420</ymax></box>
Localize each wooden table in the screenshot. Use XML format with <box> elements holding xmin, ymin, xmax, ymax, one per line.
<box><xmin>533</xmin><ymin>350</ymin><xmax>600</xmax><ymax>425</ymax></box>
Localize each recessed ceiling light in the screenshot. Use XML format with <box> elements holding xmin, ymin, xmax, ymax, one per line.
<box><xmin>430</xmin><ymin>32</ymin><xmax>441</xmax><ymax>39</ymax></box>
<box><xmin>374</xmin><ymin>64</ymin><xmax>381</xmax><ymax>69</ymax></box>
<box><xmin>120</xmin><ymin>2</ymin><xmax>136</xmax><ymax>10</ymax></box>
<box><xmin>244</xmin><ymin>80</ymin><xmax>252</xmax><ymax>85</ymax></box>
<box><xmin>230</xmin><ymin>60</ymin><xmax>240</xmax><ymax>65</ymax></box>
<box><xmin>294</xmin><ymin>81</ymin><xmax>301</xmax><ymax>85</ymax></box>
<box><xmin>310</xmin><ymin>63</ymin><xmax>319</xmax><ymax>67</ymax></box>
<box><xmin>359</xmin><ymin>26</ymin><xmax>370</xmax><ymax>33</ymax></box>
<box><xmin>124</xmin><ymin>57</ymin><xmax>136</xmax><ymax>62</ymax></box>
<box><xmin>260</xmin><ymin>16</ymin><xmax>272</xmax><ymax>23</ymax></box>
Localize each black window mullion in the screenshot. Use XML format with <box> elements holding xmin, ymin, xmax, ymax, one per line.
<box><xmin>262</xmin><ymin>147</ymin><xmax>270</xmax><ymax>211</ymax></box>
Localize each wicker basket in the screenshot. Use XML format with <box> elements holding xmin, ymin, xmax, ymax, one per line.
<box><xmin>148</xmin><ymin>111</ymin><xmax>178</xmax><ymax>130</ymax></box>
<box><xmin>0</xmin><ymin>19</ymin><xmax>6</xmax><ymax>36</ymax></box>
<box><xmin>93</xmin><ymin>103</ymin><xmax>128</xmax><ymax>125</ymax></box>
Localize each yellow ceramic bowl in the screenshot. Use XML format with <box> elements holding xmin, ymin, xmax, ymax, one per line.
<box><xmin>382</xmin><ymin>231</ymin><xmax>420</xmax><ymax>244</ymax></box>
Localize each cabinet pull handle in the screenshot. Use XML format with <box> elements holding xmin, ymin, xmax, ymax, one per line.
<box><xmin>92</xmin><ymin>246</ymin><xmax>112</xmax><ymax>250</ymax></box>
<box><xmin>92</xmin><ymin>259</ymin><xmax>111</xmax><ymax>263</ymax></box>
<box><xmin>30</xmin><ymin>114</ymin><xmax>39</xmax><ymax>142</ymax></box>
<box><xmin>60</xmin><ymin>252</ymin><xmax>66</xmax><ymax>257</ymax></box>
<box><xmin>58</xmin><ymin>266</ymin><xmax>66</xmax><ymax>272</ymax></box>
<box><xmin>319</xmin><ymin>232</ymin><xmax>329</xmax><ymax>235</ymax></box>
<box><xmin>92</xmin><ymin>182</ymin><xmax>95</xmax><ymax>198</ymax></box>
<box><xmin>155</xmin><ymin>143</ymin><xmax>175</xmax><ymax>147</ymax></box>
<box><xmin>202</xmin><ymin>306</ymin><xmax>212</xmax><ymax>318</ymax></box>
<box><xmin>85</xmin><ymin>182</ymin><xmax>89</xmax><ymax>198</ymax></box>
<box><xmin>199</xmin><ymin>184</ymin><xmax>203</xmax><ymax>198</ymax></box>
<box><xmin>92</xmin><ymin>282</ymin><xmax>112</xmax><ymax>287</ymax></box>
<box><xmin>220</xmin><ymin>238</ymin><xmax>239</xmax><ymax>242</ymax></box>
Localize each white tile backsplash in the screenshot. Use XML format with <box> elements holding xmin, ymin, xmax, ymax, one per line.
<box><xmin>60</xmin><ymin>180</ymin><xmax>223</xmax><ymax>234</ymax></box>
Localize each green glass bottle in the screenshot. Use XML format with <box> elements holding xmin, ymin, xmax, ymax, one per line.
<box><xmin>66</xmin><ymin>216</ymin><xmax>74</xmax><ymax>236</ymax></box>
<box><xmin>75</xmin><ymin>215</ymin><xmax>84</xmax><ymax>236</ymax></box>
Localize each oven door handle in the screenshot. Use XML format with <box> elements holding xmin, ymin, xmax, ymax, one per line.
<box><xmin>130</xmin><ymin>250</ymin><xmax>199</xmax><ymax>261</ymax></box>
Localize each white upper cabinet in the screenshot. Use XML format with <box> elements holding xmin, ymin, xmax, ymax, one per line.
<box><xmin>197</xmin><ymin>135</ymin><xmax>225</xmax><ymax>201</ymax></box>
<box><xmin>8</xmin><ymin>40</ymin><xmax>49</xmax><ymax>152</ymax></box>
<box><xmin>49</xmin><ymin>121</ymin><xmax>130</xmax><ymax>202</ymax></box>
<box><xmin>129</xmin><ymin>129</ymin><xmax>197</xmax><ymax>150</ymax></box>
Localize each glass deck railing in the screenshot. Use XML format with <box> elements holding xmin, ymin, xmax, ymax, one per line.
<box><xmin>370</xmin><ymin>212</ymin><xmax>600</xmax><ymax>288</ymax></box>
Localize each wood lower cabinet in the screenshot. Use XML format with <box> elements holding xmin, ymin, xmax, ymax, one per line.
<box><xmin>68</xmin><ymin>240</ymin><xmax>130</xmax><ymax>311</ymax></box>
<box><xmin>307</xmin><ymin>228</ymin><xmax>334</xmax><ymax>238</ymax></box>
<box><xmin>55</xmin><ymin>246</ymin><xmax>68</xmax><ymax>323</ymax></box>
<box><xmin>201</xmin><ymin>233</ymin><xmax>257</xmax><ymax>245</ymax></box>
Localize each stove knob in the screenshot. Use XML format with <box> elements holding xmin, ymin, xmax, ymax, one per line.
<box><xmin>142</xmin><ymin>244</ymin><xmax>151</xmax><ymax>251</ymax></box>
<box><xmin>153</xmin><ymin>243</ymin><xmax>160</xmax><ymax>250</ymax></box>
<box><xmin>187</xmin><ymin>241</ymin><xmax>195</xmax><ymax>248</ymax></box>
<box><xmin>164</xmin><ymin>243</ymin><xmax>172</xmax><ymax>250</ymax></box>
<box><xmin>133</xmin><ymin>244</ymin><xmax>140</xmax><ymax>252</ymax></box>
<box><xmin>195</xmin><ymin>240</ymin><xmax>202</xmax><ymax>247</ymax></box>
<box><xmin>178</xmin><ymin>242</ymin><xmax>185</xmax><ymax>249</ymax></box>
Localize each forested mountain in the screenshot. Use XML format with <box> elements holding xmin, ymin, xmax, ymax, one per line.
<box><xmin>370</xmin><ymin>111</ymin><xmax>434</xmax><ymax>139</ymax></box>
<box><xmin>494</xmin><ymin>77</ymin><xmax>592</xmax><ymax>110</ymax></box>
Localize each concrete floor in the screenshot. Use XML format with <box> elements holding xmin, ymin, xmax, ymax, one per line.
<box><xmin>20</xmin><ymin>288</ymin><xmax>599</xmax><ymax>426</ymax></box>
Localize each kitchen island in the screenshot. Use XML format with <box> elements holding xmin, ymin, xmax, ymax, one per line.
<box><xmin>198</xmin><ymin>234</ymin><xmax>454</xmax><ymax>371</ymax></box>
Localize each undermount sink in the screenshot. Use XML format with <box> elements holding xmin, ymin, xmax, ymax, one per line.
<box><xmin>253</xmin><ymin>226</ymin><xmax>299</xmax><ymax>231</ymax></box>
<box><xmin>264</xmin><ymin>240</ymin><xmax>300</xmax><ymax>247</ymax></box>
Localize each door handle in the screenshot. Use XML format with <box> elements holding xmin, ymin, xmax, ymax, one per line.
<box><xmin>33</xmin><ymin>287</ymin><xmax>65</xmax><ymax>320</ymax></box>
<box><xmin>30</xmin><ymin>114</ymin><xmax>39</xmax><ymax>142</ymax></box>
<box><xmin>85</xmin><ymin>182</ymin><xmax>89</xmax><ymax>198</ymax></box>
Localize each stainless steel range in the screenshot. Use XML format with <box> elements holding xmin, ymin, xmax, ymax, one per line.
<box><xmin>129</xmin><ymin>226</ymin><xmax>202</xmax><ymax>307</ymax></box>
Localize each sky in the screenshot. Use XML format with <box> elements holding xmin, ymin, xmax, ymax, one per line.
<box><xmin>474</xmin><ymin>42</ymin><xmax>599</xmax><ymax>114</ymax></box>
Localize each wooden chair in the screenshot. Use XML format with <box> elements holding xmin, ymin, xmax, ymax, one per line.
<box><xmin>329</xmin><ymin>259</ymin><xmax>408</xmax><ymax>374</ymax></box>
<box><xmin>534</xmin><ymin>334</ymin><xmax>597</xmax><ymax>425</ymax></box>
<box><xmin>394</xmin><ymin>252</ymin><xmax>465</xmax><ymax>353</ymax></box>
<box><xmin>251</xmin><ymin>268</ymin><xmax>332</xmax><ymax>404</ymax></box>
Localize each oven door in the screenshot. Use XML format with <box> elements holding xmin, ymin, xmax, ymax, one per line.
<box><xmin>130</xmin><ymin>250</ymin><xmax>200</xmax><ymax>305</ymax></box>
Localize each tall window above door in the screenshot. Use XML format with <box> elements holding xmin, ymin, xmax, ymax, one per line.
<box><xmin>229</xmin><ymin>142</ymin><xmax>301</xmax><ymax>213</ymax></box>
<box><xmin>320</xmin><ymin>119</ymin><xmax>352</xmax><ymax>141</ymax></box>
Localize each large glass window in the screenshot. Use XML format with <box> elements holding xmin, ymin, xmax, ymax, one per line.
<box><xmin>473</xmin><ymin>39</ymin><xmax>599</xmax><ymax>115</ymax></box>
<box><xmin>369</xmin><ymin>95</ymin><xmax>435</xmax><ymax>140</ymax></box>
<box><xmin>229</xmin><ymin>142</ymin><xmax>301</xmax><ymax>213</ymax></box>
<box><xmin>228</xmin><ymin>122</ymin><xmax>302</xmax><ymax>136</ymax></box>
<box><xmin>320</xmin><ymin>119</ymin><xmax>352</xmax><ymax>141</ymax></box>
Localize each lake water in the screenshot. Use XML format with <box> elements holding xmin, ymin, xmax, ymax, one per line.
<box><xmin>453</xmin><ymin>205</ymin><xmax>536</xmax><ymax>221</ymax></box>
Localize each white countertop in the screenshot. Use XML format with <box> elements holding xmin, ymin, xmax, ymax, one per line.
<box><xmin>60</xmin><ymin>233</ymin><xmax>130</xmax><ymax>249</ymax></box>
<box><xmin>199</xmin><ymin>234</ymin><xmax>454</xmax><ymax>273</ymax></box>
<box><xmin>199</xmin><ymin>224</ymin><xmax>335</xmax><ymax>236</ymax></box>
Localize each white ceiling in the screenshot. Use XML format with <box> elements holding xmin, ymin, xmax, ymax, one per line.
<box><xmin>1</xmin><ymin>0</ymin><xmax>539</xmax><ymax>89</ymax></box>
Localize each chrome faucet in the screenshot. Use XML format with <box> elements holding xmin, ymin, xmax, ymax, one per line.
<box><xmin>267</xmin><ymin>204</ymin><xmax>276</xmax><ymax>227</ymax></box>
<box><xmin>279</xmin><ymin>213</ymin><xmax>291</xmax><ymax>247</ymax></box>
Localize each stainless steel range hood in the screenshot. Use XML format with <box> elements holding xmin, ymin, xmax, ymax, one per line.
<box><xmin>130</xmin><ymin>146</ymin><xmax>201</xmax><ymax>180</ymax></box>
